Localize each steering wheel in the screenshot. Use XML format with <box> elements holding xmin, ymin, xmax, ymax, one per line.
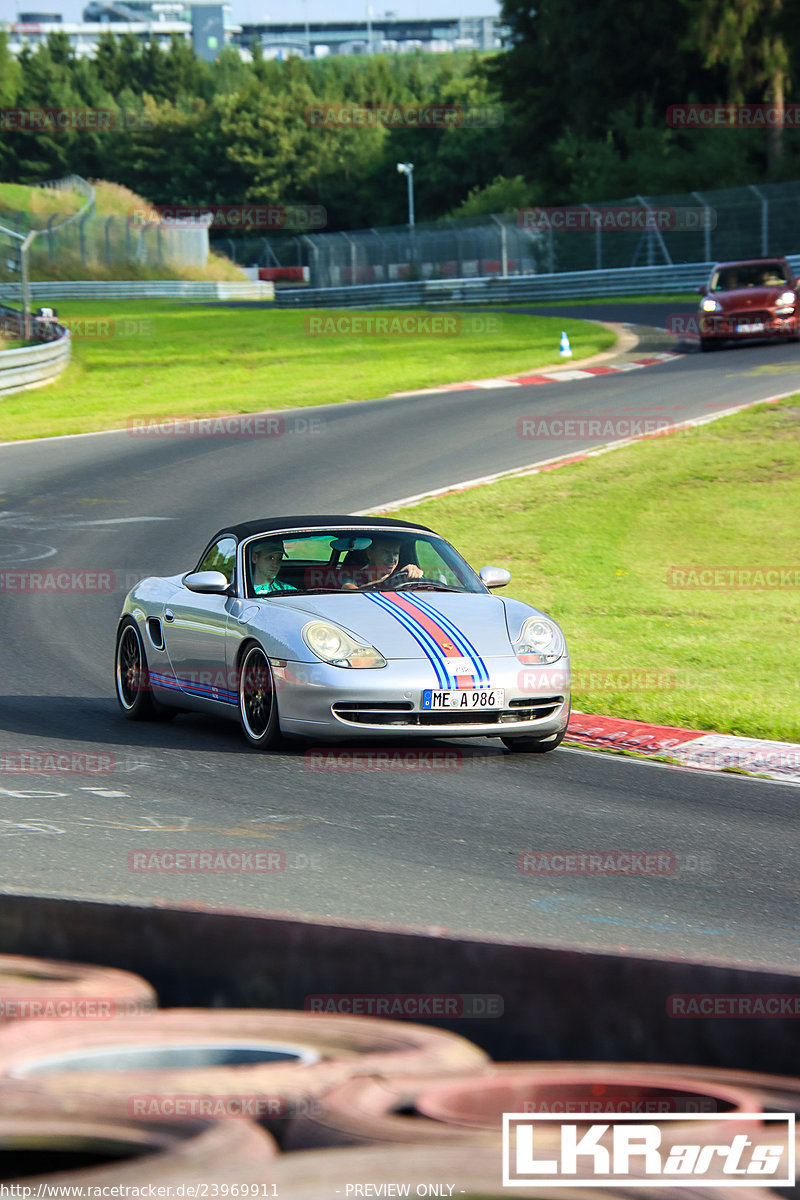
<box><xmin>390</xmin><ymin>575</ymin><xmax>442</xmax><ymax>590</ymax></box>
<box><xmin>354</xmin><ymin>568</ymin><xmax>425</xmax><ymax>591</ymax></box>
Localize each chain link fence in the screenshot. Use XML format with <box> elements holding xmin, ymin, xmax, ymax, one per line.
<box><xmin>227</xmin><ymin>179</ymin><xmax>800</xmax><ymax>288</ymax></box>
<box><xmin>0</xmin><ymin>176</ymin><xmax>210</xmax><ymax>275</ymax></box>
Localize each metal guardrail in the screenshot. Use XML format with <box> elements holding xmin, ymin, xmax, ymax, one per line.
<box><xmin>0</xmin><ymin>303</ymin><xmax>71</xmax><ymax>396</ymax></box>
<box><xmin>277</xmin><ymin>257</ymin><xmax>800</xmax><ymax>309</ymax></box>
<box><xmin>1</xmin><ymin>280</ymin><xmax>274</xmax><ymax>301</ymax></box>
<box><xmin>275</xmin><ymin>263</ymin><xmax>714</xmax><ymax>308</ymax></box>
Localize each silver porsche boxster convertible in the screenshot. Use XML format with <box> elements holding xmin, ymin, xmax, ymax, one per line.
<box><xmin>114</xmin><ymin>515</ymin><xmax>571</xmax><ymax>752</ymax></box>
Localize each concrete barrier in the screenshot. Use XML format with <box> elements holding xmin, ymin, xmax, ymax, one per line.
<box><xmin>0</xmin><ymin>895</ymin><xmax>796</xmax><ymax>1074</ymax></box>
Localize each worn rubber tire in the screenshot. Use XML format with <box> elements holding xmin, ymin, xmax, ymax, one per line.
<box><xmin>0</xmin><ymin>1009</ymin><xmax>487</xmax><ymax>1127</ymax></box>
<box><xmin>284</xmin><ymin>1063</ymin><xmax>759</xmax><ymax>1150</ymax></box>
<box><xmin>0</xmin><ymin>1084</ymin><xmax>277</xmax><ymax>1186</ymax></box>
<box><xmin>0</xmin><ymin>953</ymin><xmax>156</xmax><ymax>1021</ymax></box>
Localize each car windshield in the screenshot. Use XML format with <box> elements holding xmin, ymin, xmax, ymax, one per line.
<box><xmin>711</xmin><ymin>263</ymin><xmax>789</xmax><ymax>291</ymax></box>
<box><xmin>243</xmin><ymin>529</ymin><xmax>485</xmax><ymax>598</ymax></box>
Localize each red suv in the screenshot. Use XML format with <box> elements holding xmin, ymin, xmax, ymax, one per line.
<box><xmin>698</xmin><ymin>257</ymin><xmax>800</xmax><ymax>351</ymax></box>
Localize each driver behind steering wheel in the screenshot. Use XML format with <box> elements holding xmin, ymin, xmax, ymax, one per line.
<box><xmin>341</xmin><ymin>536</ymin><xmax>423</xmax><ymax>590</ymax></box>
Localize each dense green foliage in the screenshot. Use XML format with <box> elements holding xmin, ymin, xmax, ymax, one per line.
<box><xmin>494</xmin><ymin>0</ymin><xmax>800</xmax><ymax>197</ymax></box>
<box><xmin>0</xmin><ymin>34</ymin><xmax>507</xmax><ymax>228</ymax></box>
<box><xmin>3</xmin><ymin>1</ymin><xmax>800</xmax><ymax>229</ymax></box>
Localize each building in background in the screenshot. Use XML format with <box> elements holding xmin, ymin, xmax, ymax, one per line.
<box><xmin>5</xmin><ymin>14</ymin><xmax>194</xmax><ymax>53</ymax></box>
<box><xmin>2</xmin><ymin>7</ymin><xmax>502</xmax><ymax>58</ymax></box>
<box><xmin>190</xmin><ymin>0</ymin><xmax>227</xmax><ymax>60</ymax></box>
<box><xmin>237</xmin><ymin>15</ymin><xmax>506</xmax><ymax>57</ymax></box>
<box><xmin>83</xmin><ymin>0</ymin><xmax>191</xmax><ymax>18</ymax></box>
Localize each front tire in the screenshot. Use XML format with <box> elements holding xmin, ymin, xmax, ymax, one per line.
<box><xmin>115</xmin><ymin>617</ymin><xmax>156</xmax><ymax>720</ymax></box>
<box><xmin>238</xmin><ymin>643</ymin><xmax>282</xmax><ymax>750</ymax></box>
<box><xmin>700</xmin><ymin>337</ymin><xmax>720</xmax><ymax>353</ymax></box>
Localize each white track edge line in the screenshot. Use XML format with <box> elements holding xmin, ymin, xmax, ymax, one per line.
<box><xmin>351</xmin><ymin>389</ymin><xmax>800</xmax><ymax>514</ymax></box>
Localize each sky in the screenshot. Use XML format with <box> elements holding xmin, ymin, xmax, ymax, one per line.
<box><xmin>2</xmin><ymin>0</ymin><xmax>503</xmax><ymax>27</ymax></box>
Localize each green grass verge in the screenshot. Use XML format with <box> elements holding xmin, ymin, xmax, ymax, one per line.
<box><xmin>379</xmin><ymin>398</ymin><xmax>800</xmax><ymax>742</ymax></box>
<box><xmin>0</xmin><ymin>182</ymin><xmax>84</xmax><ymax>225</ymax></box>
<box><xmin>0</xmin><ymin>303</ymin><xmax>616</xmax><ymax>442</ymax></box>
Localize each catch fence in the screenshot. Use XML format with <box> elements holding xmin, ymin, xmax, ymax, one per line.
<box><xmin>0</xmin><ymin>176</ymin><xmax>210</xmax><ymax>274</ymax></box>
<box><xmin>230</xmin><ymin>179</ymin><xmax>800</xmax><ymax>290</ymax></box>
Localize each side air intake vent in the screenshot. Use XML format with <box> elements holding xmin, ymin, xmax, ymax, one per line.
<box><xmin>147</xmin><ymin>618</ymin><xmax>164</xmax><ymax>651</ymax></box>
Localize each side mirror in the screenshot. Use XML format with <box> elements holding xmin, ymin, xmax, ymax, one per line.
<box><xmin>479</xmin><ymin>566</ymin><xmax>511</xmax><ymax>589</ymax></box>
<box><xmin>697</xmin><ymin>284</ymin><xmax>707</xmax><ymax>295</ymax></box>
<box><xmin>184</xmin><ymin>570</ymin><xmax>230</xmax><ymax>594</ymax></box>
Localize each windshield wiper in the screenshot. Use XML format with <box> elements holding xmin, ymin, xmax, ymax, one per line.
<box><xmin>295</xmin><ymin>587</ymin><xmax>347</xmax><ymax>595</ymax></box>
<box><xmin>390</xmin><ymin>580</ymin><xmax>466</xmax><ymax>592</ymax></box>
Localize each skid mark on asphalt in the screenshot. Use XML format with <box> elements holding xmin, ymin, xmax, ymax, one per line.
<box><xmin>0</xmin><ymin>786</ymin><xmax>68</xmax><ymax>800</ymax></box>
<box><xmin>0</xmin><ymin>818</ymin><xmax>65</xmax><ymax>836</ymax></box>
<box><xmin>71</xmin><ymin>813</ymin><xmax>311</xmax><ymax>835</ymax></box>
<box><xmin>0</xmin><ymin>512</ymin><xmax>176</xmax><ymax>531</ymax></box>
<box><xmin>0</xmin><ymin>539</ymin><xmax>57</xmax><ymax>564</ymax></box>
<box><xmin>78</xmin><ymin>788</ymin><xmax>129</xmax><ymax>798</ymax></box>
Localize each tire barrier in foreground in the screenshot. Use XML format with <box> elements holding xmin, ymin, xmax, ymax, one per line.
<box><xmin>0</xmin><ymin>954</ymin><xmax>156</xmax><ymax>1021</ymax></box>
<box><xmin>283</xmin><ymin>1064</ymin><xmax>762</xmax><ymax>1150</ymax></box>
<box><xmin>243</xmin><ymin>1141</ymin><xmax>781</xmax><ymax>1200</ymax></box>
<box><xmin>0</xmin><ymin>1008</ymin><xmax>488</xmax><ymax>1126</ymax></box>
<box><xmin>0</xmin><ymin>1015</ymin><xmax>794</xmax><ymax>1192</ymax></box>
<box><xmin>610</xmin><ymin>1062</ymin><xmax>800</xmax><ymax>1115</ymax></box>
<box><xmin>0</xmin><ymin>1083</ymin><xmax>277</xmax><ymax>1186</ymax></box>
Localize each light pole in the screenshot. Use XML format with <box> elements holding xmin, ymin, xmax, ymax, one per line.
<box><xmin>396</xmin><ymin>161</ymin><xmax>414</xmax><ymax>228</ymax></box>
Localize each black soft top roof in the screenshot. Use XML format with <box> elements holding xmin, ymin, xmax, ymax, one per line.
<box><xmin>211</xmin><ymin>514</ymin><xmax>435</xmax><ymax>542</ymax></box>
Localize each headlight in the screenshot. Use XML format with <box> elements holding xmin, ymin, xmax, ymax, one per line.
<box><xmin>302</xmin><ymin>620</ymin><xmax>386</xmax><ymax>668</ymax></box>
<box><xmin>701</xmin><ymin>298</ymin><xmax>722</xmax><ymax>313</ymax></box>
<box><xmin>512</xmin><ymin>617</ymin><xmax>565</xmax><ymax>665</ymax></box>
<box><xmin>778</xmin><ymin>291</ymin><xmax>796</xmax><ymax>306</ymax></box>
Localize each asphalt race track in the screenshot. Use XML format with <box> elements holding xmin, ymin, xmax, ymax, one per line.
<box><xmin>1</xmin><ymin>305</ymin><xmax>798</xmax><ymax>972</ymax></box>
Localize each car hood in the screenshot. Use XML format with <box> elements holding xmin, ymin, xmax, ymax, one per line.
<box><xmin>266</xmin><ymin>590</ymin><xmax>523</xmax><ymax>660</ymax></box>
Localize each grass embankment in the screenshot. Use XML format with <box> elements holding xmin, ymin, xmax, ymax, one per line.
<box><xmin>383</xmin><ymin>399</ymin><xmax>800</xmax><ymax>742</ymax></box>
<box><xmin>0</xmin><ymin>182</ymin><xmax>84</xmax><ymax>224</ymax></box>
<box><xmin>0</xmin><ymin>303</ymin><xmax>615</xmax><ymax>442</ymax></box>
<box><xmin>0</xmin><ymin>180</ymin><xmax>244</xmax><ymax>282</ymax></box>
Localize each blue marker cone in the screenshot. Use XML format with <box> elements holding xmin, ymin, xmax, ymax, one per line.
<box><xmin>559</xmin><ymin>331</ymin><xmax>573</xmax><ymax>358</ymax></box>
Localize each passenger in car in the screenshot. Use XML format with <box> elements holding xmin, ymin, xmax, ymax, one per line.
<box><xmin>251</xmin><ymin>540</ymin><xmax>297</xmax><ymax>595</ymax></box>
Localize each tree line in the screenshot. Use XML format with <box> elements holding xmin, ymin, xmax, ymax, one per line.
<box><xmin>1</xmin><ymin>0</ymin><xmax>799</xmax><ymax>233</ymax></box>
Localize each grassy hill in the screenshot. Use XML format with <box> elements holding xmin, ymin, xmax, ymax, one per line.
<box><xmin>0</xmin><ymin>182</ymin><xmax>85</xmax><ymax>225</ymax></box>
<box><xmin>0</xmin><ymin>179</ymin><xmax>246</xmax><ymax>282</ymax></box>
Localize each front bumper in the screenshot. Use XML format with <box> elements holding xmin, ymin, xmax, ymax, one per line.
<box><xmin>699</xmin><ymin>312</ymin><xmax>798</xmax><ymax>339</ymax></box>
<box><xmin>272</xmin><ymin>657</ymin><xmax>571</xmax><ymax>741</ymax></box>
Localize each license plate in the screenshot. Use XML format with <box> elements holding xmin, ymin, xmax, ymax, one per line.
<box><xmin>422</xmin><ymin>688</ymin><xmax>505</xmax><ymax>710</ymax></box>
<box><xmin>737</xmin><ymin>322</ymin><xmax>764</xmax><ymax>333</ymax></box>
